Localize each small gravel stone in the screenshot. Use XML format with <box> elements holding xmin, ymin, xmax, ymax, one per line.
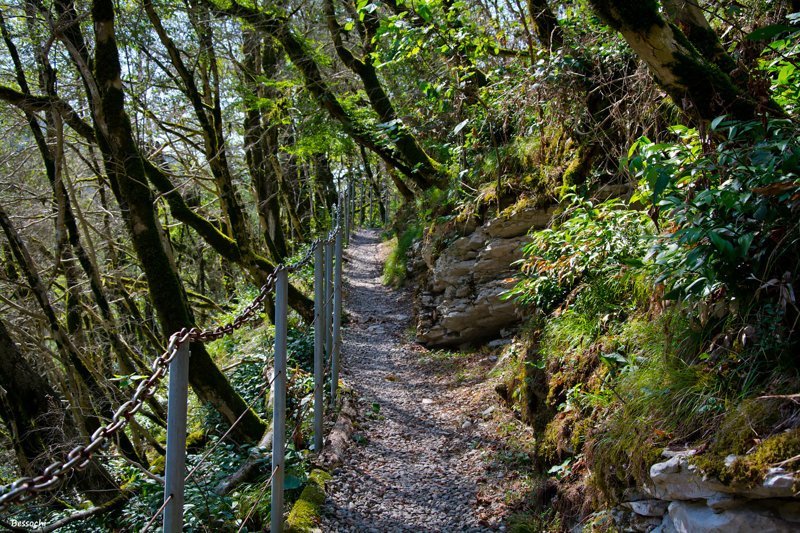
<box><xmin>321</xmin><ymin>231</ymin><xmax>505</xmax><ymax>532</ymax></box>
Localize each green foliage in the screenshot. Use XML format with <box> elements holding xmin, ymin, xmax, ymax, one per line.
<box><xmin>507</xmin><ymin>193</ymin><xmax>653</xmax><ymax>312</ymax></box>
<box><xmin>756</xmin><ymin>16</ymin><xmax>800</xmax><ymax>114</ymax></box>
<box><xmin>628</xmin><ymin>118</ymin><xmax>800</xmax><ymax>301</ymax></box>
<box><xmin>382</xmin><ymin>224</ymin><xmax>421</xmax><ymax>286</ymax></box>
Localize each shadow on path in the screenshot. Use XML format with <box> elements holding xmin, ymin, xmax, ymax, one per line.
<box><xmin>321</xmin><ymin>230</ymin><xmax>497</xmax><ymax>533</ymax></box>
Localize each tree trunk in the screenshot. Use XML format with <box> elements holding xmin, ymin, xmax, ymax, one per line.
<box><xmin>587</xmin><ymin>0</ymin><xmax>773</xmax><ymax>120</ymax></box>
<box><xmin>527</xmin><ymin>0</ymin><xmax>563</xmax><ymax>49</ymax></box>
<box><xmin>242</xmin><ymin>30</ymin><xmax>289</xmax><ymax>261</ymax></box>
<box><xmin>323</xmin><ymin>0</ymin><xmax>444</xmax><ymax>187</ymax></box>
<box><xmin>662</xmin><ymin>0</ymin><xmax>736</xmax><ymax>74</ymax></box>
<box><xmin>361</xmin><ymin>146</ymin><xmax>386</xmax><ymax>223</ymax></box>
<box><xmin>0</xmin><ymin>318</ymin><xmax>122</xmax><ymax>505</ymax></box>
<box><xmin>89</xmin><ymin>0</ymin><xmax>267</xmax><ymax>442</ymax></box>
<box><xmin>315</xmin><ymin>153</ymin><xmax>338</xmax><ymax>219</ymax></box>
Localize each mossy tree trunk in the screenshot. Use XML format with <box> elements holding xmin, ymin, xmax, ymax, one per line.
<box><xmin>587</xmin><ymin>0</ymin><xmax>774</xmax><ymax>120</ymax></box>
<box><xmin>212</xmin><ymin>0</ymin><xmax>444</xmax><ymax>192</ymax></box>
<box><xmin>527</xmin><ymin>0</ymin><xmax>563</xmax><ymax>49</ymax></box>
<box><xmin>89</xmin><ymin>0</ymin><xmax>266</xmax><ymax>443</ymax></box>
<box><xmin>242</xmin><ymin>30</ymin><xmax>289</xmax><ymax>261</ymax></box>
<box><xmin>361</xmin><ymin>146</ymin><xmax>387</xmax><ymax>224</ymax></box>
<box><xmin>142</xmin><ymin>160</ymin><xmax>314</xmax><ymax>321</ymax></box>
<box><xmin>323</xmin><ymin>0</ymin><xmax>444</xmax><ymax>190</ymax></box>
<box><xmin>315</xmin><ymin>153</ymin><xmax>339</xmax><ymax>225</ymax></box>
<box><xmin>662</xmin><ymin>0</ymin><xmax>736</xmax><ymax>74</ymax></box>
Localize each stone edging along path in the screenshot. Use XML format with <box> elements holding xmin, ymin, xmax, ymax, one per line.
<box><xmin>320</xmin><ymin>229</ymin><xmax>533</xmax><ymax>533</ymax></box>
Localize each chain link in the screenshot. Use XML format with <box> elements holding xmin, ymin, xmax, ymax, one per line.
<box><xmin>0</xmin><ymin>195</ymin><xmax>347</xmax><ymax>511</ymax></box>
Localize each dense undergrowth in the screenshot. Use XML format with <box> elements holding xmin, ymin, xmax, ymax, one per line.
<box><xmin>495</xmin><ymin>114</ymin><xmax>800</xmax><ymax>529</ymax></box>
<box><xmin>1</xmin><ymin>286</ymin><xmax>321</xmax><ymax>532</ymax></box>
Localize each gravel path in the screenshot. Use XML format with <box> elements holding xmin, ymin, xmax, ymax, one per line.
<box><xmin>321</xmin><ymin>230</ymin><xmax>512</xmax><ymax>533</ymax></box>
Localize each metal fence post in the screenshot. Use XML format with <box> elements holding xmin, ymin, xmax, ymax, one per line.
<box><xmin>324</xmin><ymin>240</ymin><xmax>334</xmax><ymax>360</ymax></box>
<box><xmin>313</xmin><ymin>244</ymin><xmax>324</xmax><ymax>452</ymax></box>
<box><xmin>163</xmin><ymin>341</ymin><xmax>190</xmax><ymax>533</ymax></box>
<box><xmin>367</xmin><ymin>187</ymin><xmax>373</xmax><ymax>227</ymax></box>
<box><xmin>359</xmin><ymin>179</ymin><xmax>366</xmax><ymax>226</ymax></box>
<box><xmin>347</xmin><ymin>190</ymin><xmax>352</xmax><ymax>243</ymax></box>
<box><xmin>344</xmin><ymin>191</ymin><xmax>350</xmax><ymax>247</ymax></box>
<box><xmin>330</xmin><ymin>228</ymin><xmax>343</xmax><ymax>406</ymax></box>
<box><xmin>271</xmin><ymin>268</ymin><xmax>288</xmax><ymax>533</ymax></box>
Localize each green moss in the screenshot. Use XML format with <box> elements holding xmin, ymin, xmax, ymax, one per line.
<box><xmin>731</xmin><ymin>429</ymin><xmax>800</xmax><ymax>483</ymax></box>
<box><xmin>503</xmin><ymin>329</ymin><xmax>551</xmax><ymax>430</ymax></box>
<box><xmin>498</xmin><ymin>195</ymin><xmax>542</xmax><ymax>219</ymax></box>
<box><xmin>539</xmin><ymin>411</ymin><xmax>579</xmax><ymax>464</ymax></box>
<box><xmin>694</xmin><ymin>428</ymin><xmax>800</xmax><ymax>487</ymax></box>
<box><xmin>683</xmin><ymin>24</ymin><xmax>735</xmax><ymax>73</ymax></box>
<box><xmin>382</xmin><ymin>224</ymin><xmax>421</xmax><ymax>286</ymax></box>
<box><xmin>150</xmin><ymin>455</ymin><xmax>165</xmax><ymax>475</ymax></box>
<box><xmin>560</xmin><ymin>143</ymin><xmax>595</xmax><ymax>195</ymax></box>
<box><xmin>691</xmin><ymin>453</ymin><xmax>726</xmax><ymax>482</ymax></box>
<box><xmin>286</xmin><ymin>469</ymin><xmax>332</xmax><ymax>532</ymax></box>
<box><xmin>712</xmin><ymin>399</ymin><xmax>784</xmax><ymax>456</ymax></box>
<box><xmin>668</xmin><ymin>48</ymin><xmax>755</xmax><ymax>120</ymax></box>
<box><xmin>186</xmin><ymin>429</ymin><xmax>207</xmax><ymax>452</ymax></box>
<box><xmin>689</xmin><ymin>397</ymin><xmax>794</xmax><ymax>484</ymax></box>
<box><xmin>570</xmin><ymin>415</ymin><xmax>594</xmax><ymax>452</ymax></box>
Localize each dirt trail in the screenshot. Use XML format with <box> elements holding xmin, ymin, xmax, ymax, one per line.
<box><xmin>321</xmin><ymin>230</ymin><xmax>519</xmax><ymax>533</ymax></box>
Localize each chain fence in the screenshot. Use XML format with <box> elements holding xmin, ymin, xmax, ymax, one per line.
<box><xmin>0</xmin><ymin>195</ymin><xmax>349</xmax><ymax>533</ymax></box>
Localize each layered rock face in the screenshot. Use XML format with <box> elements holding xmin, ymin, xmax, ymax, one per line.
<box><xmin>411</xmin><ymin>205</ymin><xmax>555</xmax><ymax>347</ymax></box>
<box><xmin>616</xmin><ymin>450</ymin><xmax>800</xmax><ymax>532</ymax></box>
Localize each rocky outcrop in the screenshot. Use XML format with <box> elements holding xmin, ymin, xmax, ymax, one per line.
<box><xmin>614</xmin><ymin>450</ymin><xmax>800</xmax><ymax>532</ymax></box>
<box><xmin>411</xmin><ymin>205</ymin><xmax>555</xmax><ymax>346</ymax></box>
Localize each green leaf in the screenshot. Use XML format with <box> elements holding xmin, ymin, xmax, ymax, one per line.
<box><xmin>737</xmin><ymin>233</ymin><xmax>755</xmax><ymax>257</ymax></box>
<box><xmin>417</xmin><ymin>3</ymin><xmax>433</xmax><ymax>22</ymax></box>
<box><xmin>709</xmin><ymin>230</ymin><xmax>734</xmax><ymax>258</ymax></box>
<box><xmin>746</xmin><ymin>24</ymin><xmax>795</xmax><ymax>41</ymax></box>
<box><xmin>600</xmin><ymin>351</ymin><xmax>627</xmax><ymax>366</ymax></box>
<box><xmin>710</xmin><ymin>115</ymin><xmax>727</xmax><ymax>130</ymax></box>
<box><xmin>619</xmin><ymin>257</ymin><xmax>645</xmax><ymax>268</ymax></box>
<box><xmin>284</xmin><ymin>474</ymin><xmax>304</xmax><ymax>490</ymax></box>
<box><xmin>652</xmin><ymin>169</ymin><xmax>671</xmax><ymax>202</ymax></box>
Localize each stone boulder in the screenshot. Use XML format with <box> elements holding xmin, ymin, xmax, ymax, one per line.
<box><xmin>667</xmin><ymin>501</ymin><xmax>800</xmax><ymax>533</ymax></box>
<box><xmin>614</xmin><ymin>450</ymin><xmax>800</xmax><ymax>533</ymax></box>
<box><xmin>413</xmin><ymin>205</ymin><xmax>554</xmax><ymax>347</ymax></box>
<box><xmin>646</xmin><ymin>454</ymin><xmax>798</xmax><ymax>501</ymax></box>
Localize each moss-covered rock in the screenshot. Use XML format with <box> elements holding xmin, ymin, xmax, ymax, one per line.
<box><xmin>286</xmin><ymin>468</ymin><xmax>332</xmax><ymax>532</ymax></box>
<box><xmin>693</xmin><ymin>428</ymin><xmax>800</xmax><ymax>488</ymax></box>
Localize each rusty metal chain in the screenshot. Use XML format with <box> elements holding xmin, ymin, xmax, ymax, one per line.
<box><xmin>284</xmin><ymin>200</ymin><xmax>343</xmax><ymax>273</ymax></box>
<box><xmin>0</xmin><ymin>274</ymin><xmax>279</xmax><ymax>511</ymax></box>
<box><xmin>0</xmin><ymin>194</ymin><xmax>347</xmax><ymax>511</ymax></box>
